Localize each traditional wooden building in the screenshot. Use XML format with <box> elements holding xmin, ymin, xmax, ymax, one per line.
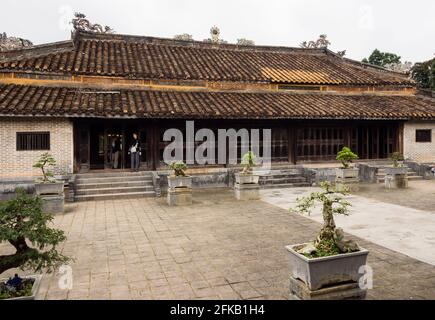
<box><xmin>1</xmin><ymin>29</ymin><xmax>435</xmax><ymax>179</ymax></box>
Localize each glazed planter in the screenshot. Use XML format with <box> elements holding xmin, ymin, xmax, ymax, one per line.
<box><xmin>167</xmin><ymin>176</ymin><xmax>192</xmax><ymax>189</ymax></box>
<box><xmin>34</xmin><ymin>181</ymin><xmax>64</xmax><ymax>195</ymax></box>
<box><xmin>234</xmin><ymin>173</ymin><xmax>259</xmax><ymax>184</ymax></box>
<box><xmin>385</xmin><ymin>167</ymin><xmax>408</xmax><ymax>175</ymax></box>
<box><xmin>335</xmin><ymin>168</ymin><xmax>359</xmax><ymax>179</ymax></box>
<box><xmin>0</xmin><ymin>275</ymin><xmax>42</xmax><ymax>300</ymax></box>
<box><xmin>286</xmin><ymin>243</ymin><xmax>369</xmax><ymax>291</ymax></box>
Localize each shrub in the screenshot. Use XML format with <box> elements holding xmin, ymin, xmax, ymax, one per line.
<box><xmin>241</xmin><ymin>151</ymin><xmax>257</xmax><ymax>174</ymax></box>
<box><xmin>32</xmin><ymin>153</ymin><xmax>56</xmax><ymax>183</ymax></box>
<box><xmin>0</xmin><ymin>188</ymin><xmax>71</xmax><ymax>276</ymax></box>
<box><xmin>390</xmin><ymin>152</ymin><xmax>404</xmax><ymax>168</ymax></box>
<box><xmin>336</xmin><ymin>147</ymin><xmax>358</xmax><ymax>169</ymax></box>
<box><xmin>169</xmin><ymin>161</ymin><xmax>188</xmax><ymax>177</ymax></box>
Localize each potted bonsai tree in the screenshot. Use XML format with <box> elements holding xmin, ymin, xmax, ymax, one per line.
<box><xmin>335</xmin><ymin>147</ymin><xmax>359</xmax><ymax>180</ymax></box>
<box><xmin>167</xmin><ymin>161</ymin><xmax>192</xmax><ymax>189</ymax></box>
<box><xmin>33</xmin><ymin>152</ymin><xmax>64</xmax><ymax>196</ymax></box>
<box><xmin>286</xmin><ymin>182</ymin><xmax>368</xmax><ymax>296</ymax></box>
<box><xmin>385</xmin><ymin>152</ymin><xmax>407</xmax><ymax>175</ymax></box>
<box><xmin>235</xmin><ymin>151</ymin><xmax>260</xmax><ymax>184</ymax></box>
<box><xmin>0</xmin><ymin>189</ymin><xmax>71</xmax><ymax>300</ymax></box>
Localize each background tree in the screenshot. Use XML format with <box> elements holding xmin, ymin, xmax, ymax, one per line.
<box><xmin>362</xmin><ymin>49</ymin><xmax>401</xmax><ymax>67</ymax></box>
<box><xmin>0</xmin><ymin>189</ymin><xmax>71</xmax><ymax>275</ymax></box>
<box><xmin>411</xmin><ymin>57</ymin><xmax>435</xmax><ymax>90</ymax></box>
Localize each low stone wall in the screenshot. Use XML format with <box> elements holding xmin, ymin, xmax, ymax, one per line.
<box><xmin>358</xmin><ymin>164</ymin><xmax>379</xmax><ymax>183</ymax></box>
<box><xmin>0</xmin><ymin>175</ymin><xmax>70</xmax><ymax>201</ymax></box>
<box><xmin>405</xmin><ymin>161</ymin><xmax>435</xmax><ymax>180</ymax></box>
<box><xmin>156</xmin><ymin>168</ymin><xmax>231</xmax><ymax>195</ymax></box>
<box><xmin>0</xmin><ymin>179</ymin><xmax>34</xmax><ymax>201</ymax></box>
<box><xmin>302</xmin><ymin>167</ymin><xmax>336</xmax><ymax>185</ymax></box>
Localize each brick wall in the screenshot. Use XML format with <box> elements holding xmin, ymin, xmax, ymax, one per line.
<box><xmin>404</xmin><ymin>121</ymin><xmax>435</xmax><ymax>163</ymax></box>
<box><xmin>0</xmin><ymin>117</ymin><xmax>73</xmax><ymax>179</ymax></box>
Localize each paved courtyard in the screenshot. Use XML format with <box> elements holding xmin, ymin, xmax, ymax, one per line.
<box><xmin>1</xmin><ymin>184</ymin><xmax>435</xmax><ymax>300</ymax></box>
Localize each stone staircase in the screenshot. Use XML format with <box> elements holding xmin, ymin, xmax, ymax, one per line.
<box><xmin>376</xmin><ymin>166</ymin><xmax>423</xmax><ymax>183</ymax></box>
<box><xmin>257</xmin><ymin>168</ymin><xmax>310</xmax><ymax>189</ymax></box>
<box><xmin>73</xmin><ymin>171</ymin><xmax>155</xmax><ymax>201</ymax></box>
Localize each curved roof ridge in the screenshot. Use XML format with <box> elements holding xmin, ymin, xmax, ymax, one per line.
<box><xmin>73</xmin><ymin>30</ymin><xmax>327</xmax><ymax>55</ymax></box>
<box><xmin>0</xmin><ymin>40</ymin><xmax>74</xmax><ymax>63</ymax></box>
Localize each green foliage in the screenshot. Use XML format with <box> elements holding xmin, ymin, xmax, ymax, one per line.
<box><xmin>336</xmin><ymin>147</ymin><xmax>358</xmax><ymax>168</ymax></box>
<box><xmin>32</xmin><ymin>152</ymin><xmax>56</xmax><ymax>183</ymax></box>
<box><xmin>362</xmin><ymin>49</ymin><xmax>401</xmax><ymax>67</ymax></box>
<box><xmin>0</xmin><ymin>188</ymin><xmax>71</xmax><ymax>275</ymax></box>
<box><xmin>411</xmin><ymin>58</ymin><xmax>435</xmax><ymax>90</ymax></box>
<box><xmin>290</xmin><ymin>181</ymin><xmax>357</xmax><ymax>257</ymax></box>
<box><xmin>169</xmin><ymin>161</ymin><xmax>188</xmax><ymax>177</ymax></box>
<box><xmin>390</xmin><ymin>152</ymin><xmax>404</xmax><ymax>168</ymax></box>
<box><xmin>241</xmin><ymin>151</ymin><xmax>257</xmax><ymax>174</ymax></box>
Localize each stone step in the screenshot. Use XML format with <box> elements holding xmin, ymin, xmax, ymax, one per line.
<box><xmin>76</xmin><ymin>175</ymin><xmax>152</xmax><ymax>184</ymax></box>
<box><xmin>75</xmin><ymin>185</ymin><xmax>154</xmax><ymax>196</ymax></box>
<box><xmin>260</xmin><ymin>182</ymin><xmax>311</xmax><ymax>189</ymax></box>
<box><xmin>75</xmin><ymin>171</ymin><xmax>151</xmax><ymax>178</ymax></box>
<box><xmin>259</xmin><ymin>173</ymin><xmax>304</xmax><ymax>179</ymax></box>
<box><xmin>75</xmin><ymin>180</ymin><xmax>153</xmax><ymax>190</ymax></box>
<box><xmin>74</xmin><ymin>191</ymin><xmax>156</xmax><ymax>201</ymax></box>
<box><xmin>259</xmin><ymin>177</ymin><xmax>307</xmax><ymax>184</ymax></box>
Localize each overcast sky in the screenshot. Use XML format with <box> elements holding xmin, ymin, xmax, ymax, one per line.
<box><xmin>1</xmin><ymin>0</ymin><xmax>434</xmax><ymax>62</ymax></box>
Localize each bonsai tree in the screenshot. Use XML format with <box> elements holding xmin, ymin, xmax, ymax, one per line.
<box><xmin>0</xmin><ymin>188</ymin><xmax>71</xmax><ymax>277</ymax></box>
<box><xmin>33</xmin><ymin>152</ymin><xmax>56</xmax><ymax>183</ymax></box>
<box><xmin>390</xmin><ymin>152</ymin><xmax>404</xmax><ymax>168</ymax></box>
<box><xmin>169</xmin><ymin>161</ymin><xmax>188</xmax><ymax>177</ymax></box>
<box><xmin>241</xmin><ymin>151</ymin><xmax>257</xmax><ymax>174</ymax></box>
<box><xmin>336</xmin><ymin>147</ymin><xmax>358</xmax><ymax>169</ymax></box>
<box><xmin>290</xmin><ymin>181</ymin><xmax>359</xmax><ymax>257</ymax></box>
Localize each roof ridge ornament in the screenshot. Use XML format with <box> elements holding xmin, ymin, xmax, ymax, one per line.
<box><xmin>210</xmin><ymin>26</ymin><xmax>220</xmax><ymax>43</ymax></box>
<box><xmin>300</xmin><ymin>34</ymin><xmax>331</xmax><ymax>49</ymax></box>
<box><xmin>203</xmin><ymin>26</ymin><xmax>227</xmax><ymax>44</ymax></box>
<box><xmin>0</xmin><ymin>32</ymin><xmax>33</xmax><ymax>52</ymax></box>
<box><xmin>71</xmin><ymin>12</ymin><xmax>114</xmax><ymax>34</ymax></box>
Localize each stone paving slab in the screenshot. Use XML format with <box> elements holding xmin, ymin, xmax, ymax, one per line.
<box><xmin>1</xmin><ymin>188</ymin><xmax>435</xmax><ymax>300</ymax></box>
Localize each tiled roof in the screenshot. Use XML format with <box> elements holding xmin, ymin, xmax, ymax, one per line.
<box><xmin>0</xmin><ymin>31</ymin><xmax>413</xmax><ymax>86</ymax></box>
<box><xmin>1</xmin><ymin>83</ymin><xmax>434</xmax><ymax>120</ymax></box>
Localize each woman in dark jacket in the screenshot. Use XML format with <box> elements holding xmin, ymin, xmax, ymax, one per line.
<box><xmin>129</xmin><ymin>133</ymin><xmax>141</xmax><ymax>171</ymax></box>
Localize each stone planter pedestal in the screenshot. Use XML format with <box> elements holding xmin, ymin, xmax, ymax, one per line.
<box><xmin>167</xmin><ymin>176</ymin><xmax>192</xmax><ymax>206</ymax></box>
<box><xmin>234</xmin><ymin>173</ymin><xmax>260</xmax><ymax>200</ymax></box>
<box><xmin>42</xmin><ymin>194</ymin><xmax>65</xmax><ymax>214</ymax></box>
<box><xmin>35</xmin><ymin>182</ymin><xmax>64</xmax><ymax>214</ymax></box>
<box><xmin>335</xmin><ymin>168</ymin><xmax>360</xmax><ymax>192</ymax></box>
<box><xmin>384</xmin><ymin>167</ymin><xmax>408</xmax><ymax>189</ymax></box>
<box><xmin>289</xmin><ymin>276</ymin><xmax>367</xmax><ymax>300</ymax></box>
<box><xmin>286</xmin><ymin>243</ymin><xmax>369</xmax><ymax>300</ymax></box>
<box><xmin>385</xmin><ymin>174</ymin><xmax>408</xmax><ymax>189</ymax></box>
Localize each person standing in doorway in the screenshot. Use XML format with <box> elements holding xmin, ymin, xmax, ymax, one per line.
<box><xmin>129</xmin><ymin>133</ymin><xmax>141</xmax><ymax>172</ymax></box>
<box><xmin>111</xmin><ymin>137</ymin><xmax>121</xmax><ymax>169</ymax></box>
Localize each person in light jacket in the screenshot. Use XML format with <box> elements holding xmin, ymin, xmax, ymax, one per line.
<box><xmin>129</xmin><ymin>133</ymin><xmax>141</xmax><ymax>171</ymax></box>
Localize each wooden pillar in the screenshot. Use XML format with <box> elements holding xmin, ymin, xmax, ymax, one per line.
<box><xmin>397</xmin><ymin>122</ymin><xmax>404</xmax><ymax>155</ymax></box>
<box><xmin>148</xmin><ymin>121</ymin><xmax>159</xmax><ymax>171</ymax></box>
<box><xmin>344</xmin><ymin>126</ymin><xmax>352</xmax><ymax>148</ymax></box>
<box><xmin>288</xmin><ymin>126</ymin><xmax>296</xmax><ymax>164</ymax></box>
